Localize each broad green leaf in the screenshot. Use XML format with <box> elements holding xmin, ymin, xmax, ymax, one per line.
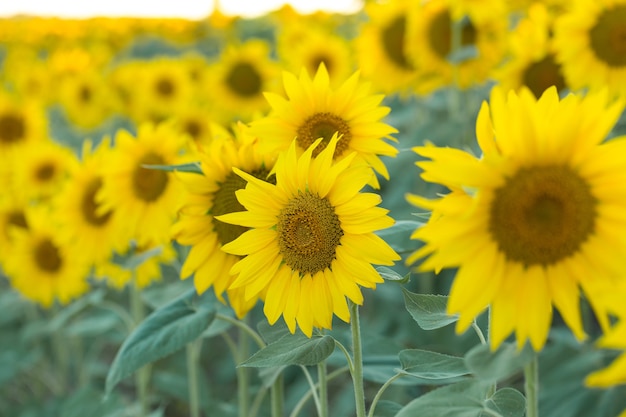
<box><xmin>402</xmin><ymin>289</ymin><xmax>459</xmax><ymax>330</ymax></box>
<box><xmin>465</xmin><ymin>343</ymin><xmax>534</xmax><ymax>382</ymax></box>
<box><xmin>399</xmin><ymin>349</ymin><xmax>470</xmax><ymax>379</ymax></box>
<box><xmin>485</xmin><ymin>388</ymin><xmax>526</xmax><ymax>417</ymax></box>
<box><xmin>395</xmin><ymin>380</ymin><xmax>491</xmax><ymax>417</ymax></box>
<box><xmin>372</xmin><ymin>400</ymin><xmax>403</xmax><ymax>417</ymax></box>
<box><xmin>376</xmin><ymin>266</ymin><xmax>410</xmax><ymax>283</ymax></box>
<box><xmin>257</xmin><ymin>318</ymin><xmax>291</xmax><ymax>344</ymax></box>
<box><xmin>105</xmin><ymin>289</ymin><xmax>215</xmax><ymax>394</ymax></box>
<box><xmin>241</xmin><ymin>334</ymin><xmax>335</xmax><ymax>367</ymax></box>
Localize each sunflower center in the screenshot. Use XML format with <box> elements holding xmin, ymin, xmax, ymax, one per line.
<box><xmin>7</xmin><ymin>210</ymin><xmax>28</xmax><ymax>229</ymax></box>
<box><xmin>226</xmin><ymin>62</ymin><xmax>262</xmax><ymax>97</ymax></box>
<box><xmin>428</xmin><ymin>10</ymin><xmax>477</xmax><ymax>60</ymax></box>
<box><xmin>36</xmin><ymin>162</ymin><xmax>56</xmax><ymax>181</ymax></box>
<box><xmin>522</xmin><ymin>55</ymin><xmax>566</xmax><ymax>97</ymax></box>
<box><xmin>79</xmin><ymin>86</ymin><xmax>92</xmax><ymax>103</ymax></box>
<box><xmin>82</xmin><ymin>177</ymin><xmax>112</xmax><ymax>226</ymax></box>
<box><xmin>212</xmin><ymin>169</ymin><xmax>275</xmax><ymax>246</ymax></box>
<box><xmin>132</xmin><ymin>152</ymin><xmax>169</xmax><ymax>202</ymax></box>
<box><xmin>0</xmin><ymin>112</ymin><xmax>26</xmax><ymax>144</ymax></box>
<box><xmin>35</xmin><ymin>238</ymin><xmax>63</xmax><ymax>273</ymax></box>
<box><xmin>296</xmin><ymin>112</ymin><xmax>351</xmax><ymax>158</ymax></box>
<box><xmin>489</xmin><ymin>165</ymin><xmax>597</xmax><ymax>266</ymax></box>
<box><xmin>589</xmin><ymin>5</ymin><xmax>626</xmax><ymax>67</ymax></box>
<box><xmin>276</xmin><ymin>192</ymin><xmax>343</xmax><ymax>275</ymax></box>
<box><xmin>185</xmin><ymin>120</ymin><xmax>202</xmax><ymax>139</ymax></box>
<box><xmin>382</xmin><ymin>15</ymin><xmax>413</xmax><ymax>69</ymax></box>
<box><xmin>156</xmin><ymin>77</ymin><xmax>175</xmax><ymax>97</ymax></box>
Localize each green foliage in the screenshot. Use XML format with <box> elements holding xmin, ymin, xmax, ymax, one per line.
<box><xmin>241</xmin><ymin>334</ymin><xmax>335</xmax><ymax>367</ymax></box>
<box><xmin>465</xmin><ymin>343</ymin><xmax>535</xmax><ymax>382</ymax></box>
<box><xmin>402</xmin><ymin>289</ymin><xmax>459</xmax><ymax>330</ymax></box>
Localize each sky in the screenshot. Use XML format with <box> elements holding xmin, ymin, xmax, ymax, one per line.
<box><xmin>0</xmin><ymin>0</ymin><xmax>363</xmax><ymax>19</ymax></box>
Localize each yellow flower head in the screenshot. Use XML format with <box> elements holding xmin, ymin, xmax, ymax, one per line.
<box><xmin>407</xmin><ymin>86</ymin><xmax>626</xmax><ymax>351</ymax></box>
<box><xmin>218</xmin><ymin>134</ymin><xmax>400</xmax><ymax>337</ymax></box>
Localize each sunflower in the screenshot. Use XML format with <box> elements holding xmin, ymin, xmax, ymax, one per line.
<box><xmin>554</xmin><ymin>0</ymin><xmax>626</xmax><ymax>99</ymax></box>
<box><xmin>405</xmin><ymin>0</ymin><xmax>508</xmax><ymax>91</ymax></box>
<box><xmin>3</xmin><ymin>206</ymin><xmax>90</xmax><ymax>308</ymax></box>
<box><xmin>171</xmin><ymin>103</ymin><xmax>220</xmax><ymax>153</ymax></box>
<box><xmin>172</xmin><ymin>123</ymin><xmax>277</xmax><ymax>318</ymax></box>
<box><xmin>354</xmin><ymin>0</ymin><xmax>425</xmax><ymax>96</ymax></box>
<box><xmin>217</xmin><ymin>135</ymin><xmax>400</xmax><ymax>337</ymax></box>
<box><xmin>12</xmin><ymin>138</ymin><xmax>78</xmax><ymax>202</ymax></box>
<box><xmin>54</xmin><ymin>139</ymin><xmax>130</xmax><ymax>266</ymax></box>
<box><xmin>407</xmin><ymin>86</ymin><xmax>626</xmax><ymax>351</ymax></box>
<box><xmin>249</xmin><ymin>64</ymin><xmax>398</xmax><ymax>188</ymax></box>
<box><xmin>495</xmin><ymin>3</ymin><xmax>568</xmax><ymax>98</ymax></box>
<box><xmin>205</xmin><ymin>39</ymin><xmax>281</xmax><ymax>124</ymax></box>
<box><xmin>98</xmin><ymin>122</ymin><xmax>188</xmax><ymax>247</ymax></box>
<box><xmin>0</xmin><ymin>93</ymin><xmax>47</xmax><ymax>156</ymax></box>
<box><xmin>0</xmin><ymin>192</ymin><xmax>30</xmax><ymax>266</ymax></box>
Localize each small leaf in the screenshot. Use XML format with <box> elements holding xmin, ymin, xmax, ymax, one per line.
<box><xmin>447</xmin><ymin>45</ymin><xmax>479</xmax><ymax>64</ymax></box>
<box><xmin>112</xmin><ymin>245</ymin><xmax>163</xmax><ymax>270</ymax></box>
<box><xmin>402</xmin><ymin>289</ymin><xmax>458</xmax><ymax>330</ymax></box>
<box><xmin>395</xmin><ymin>379</ymin><xmax>491</xmax><ymax>417</ymax></box>
<box><xmin>241</xmin><ymin>334</ymin><xmax>335</xmax><ymax>367</ymax></box>
<box><xmin>105</xmin><ymin>289</ymin><xmax>215</xmax><ymax>395</ymax></box>
<box><xmin>485</xmin><ymin>388</ymin><xmax>526</xmax><ymax>417</ymax></box>
<box><xmin>399</xmin><ymin>349</ymin><xmax>470</xmax><ymax>379</ymax></box>
<box><xmin>142</xmin><ymin>162</ymin><xmax>202</xmax><ymax>174</ymax></box>
<box><xmin>465</xmin><ymin>343</ymin><xmax>534</xmax><ymax>382</ymax></box>
<box><xmin>376</xmin><ymin>266</ymin><xmax>410</xmax><ymax>283</ymax></box>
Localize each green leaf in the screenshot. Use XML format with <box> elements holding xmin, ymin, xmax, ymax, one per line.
<box><xmin>372</xmin><ymin>400</ymin><xmax>403</xmax><ymax>417</ymax></box>
<box><xmin>112</xmin><ymin>245</ymin><xmax>163</xmax><ymax>270</ymax></box>
<box><xmin>402</xmin><ymin>289</ymin><xmax>458</xmax><ymax>330</ymax></box>
<box><xmin>46</xmin><ymin>289</ymin><xmax>106</xmax><ymax>333</ymax></box>
<box><xmin>465</xmin><ymin>343</ymin><xmax>534</xmax><ymax>382</ymax></box>
<box><xmin>395</xmin><ymin>380</ymin><xmax>491</xmax><ymax>417</ymax></box>
<box><xmin>399</xmin><ymin>349</ymin><xmax>470</xmax><ymax>379</ymax></box>
<box><xmin>105</xmin><ymin>289</ymin><xmax>215</xmax><ymax>395</ymax></box>
<box><xmin>376</xmin><ymin>266</ymin><xmax>410</xmax><ymax>283</ymax></box>
<box><xmin>142</xmin><ymin>162</ymin><xmax>202</xmax><ymax>174</ymax></box>
<box><xmin>257</xmin><ymin>318</ymin><xmax>292</xmax><ymax>344</ymax></box>
<box><xmin>241</xmin><ymin>334</ymin><xmax>335</xmax><ymax>367</ymax></box>
<box><xmin>485</xmin><ymin>388</ymin><xmax>526</xmax><ymax>417</ymax></box>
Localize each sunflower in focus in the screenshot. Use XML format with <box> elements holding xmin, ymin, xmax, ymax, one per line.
<box><xmin>99</xmin><ymin>122</ymin><xmax>188</xmax><ymax>247</ymax></box>
<box><xmin>55</xmin><ymin>139</ymin><xmax>130</xmax><ymax>266</ymax></box>
<box><xmin>355</xmin><ymin>0</ymin><xmax>424</xmax><ymax>96</ymax></box>
<box><xmin>250</xmin><ymin>64</ymin><xmax>398</xmax><ymax>188</ymax></box>
<box><xmin>3</xmin><ymin>207</ymin><xmax>90</xmax><ymax>308</ymax></box>
<box><xmin>407</xmin><ymin>86</ymin><xmax>626</xmax><ymax>351</ymax></box>
<box><xmin>554</xmin><ymin>0</ymin><xmax>626</xmax><ymax>99</ymax></box>
<box><xmin>172</xmin><ymin>123</ymin><xmax>277</xmax><ymax>318</ymax></box>
<box><xmin>218</xmin><ymin>135</ymin><xmax>400</xmax><ymax>337</ymax></box>
<box><xmin>405</xmin><ymin>0</ymin><xmax>508</xmax><ymax>91</ymax></box>
<box><xmin>206</xmin><ymin>40</ymin><xmax>281</xmax><ymax>124</ymax></box>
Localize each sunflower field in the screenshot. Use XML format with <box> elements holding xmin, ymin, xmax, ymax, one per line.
<box><xmin>2</xmin><ymin>0</ymin><xmax>626</xmax><ymax>416</ymax></box>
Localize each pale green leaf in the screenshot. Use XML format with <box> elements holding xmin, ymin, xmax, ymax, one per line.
<box><xmin>399</xmin><ymin>349</ymin><xmax>470</xmax><ymax>379</ymax></box>
<box><xmin>241</xmin><ymin>334</ymin><xmax>335</xmax><ymax>367</ymax></box>
<box><xmin>402</xmin><ymin>289</ymin><xmax>459</xmax><ymax>330</ymax></box>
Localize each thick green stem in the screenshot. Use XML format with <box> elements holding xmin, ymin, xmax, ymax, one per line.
<box><xmin>350</xmin><ymin>302</ymin><xmax>366</xmax><ymax>417</ymax></box>
<box><xmin>524</xmin><ymin>355</ymin><xmax>539</xmax><ymax>417</ymax></box>
<box><xmin>186</xmin><ymin>339</ymin><xmax>202</xmax><ymax>417</ymax></box>
<box><xmin>317</xmin><ymin>361</ymin><xmax>328</xmax><ymax>417</ymax></box>
<box><xmin>130</xmin><ymin>279</ymin><xmax>149</xmax><ymax>417</ymax></box>
<box><xmin>271</xmin><ymin>373</ymin><xmax>285</xmax><ymax>417</ymax></box>
<box><xmin>237</xmin><ymin>318</ymin><xmax>250</xmax><ymax>417</ymax></box>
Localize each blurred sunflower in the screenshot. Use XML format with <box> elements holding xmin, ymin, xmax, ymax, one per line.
<box><xmin>218</xmin><ymin>135</ymin><xmax>400</xmax><ymax>337</ymax></box>
<box><xmin>12</xmin><ymin>138</ymin><xmax>78</xmax><ymax>201</ymax></box>
<box><xmin>4</xmin><ymin>207</ymin><xmax>90</xmax><ymax>308</ymax></box>
<box><xmin>405</xmin><ymin>0</ymin><xmax>508</xmax><ymax>91</ymax></box>
<box><xmin>250</xmin><ymin>64</ymin><xmax>398</xmax><ymax>188</ymax></box>
<box><xmin>99</xmin><ymin>122</ymin><xmax>188</xmax><ymax>246</ymax></box>
<box><xmin>495</xmin><ymin>3</ymin><xmax>568</xmax><ymax>97</ymax></box>
<box><xmin>172</xmin><ymin>104</ymin><xmax>219</xmax><ymax>152</ymax></box>
<box><xmin>55</xmin><ymin>139</ymin><xmax>130</xmax><ymax>266</ymax></box>
<box><xmin>554</xmin><ymin>0</ymin><xmax>626</xmax><ymax>99</ymax></box>
<box><xmin>172</xmin><ymin>123</ymin><xmax>277</xmax><ymax>318</ymax></box>
<box><xmin>0</xmin><ymin>193</ymin><xmax>30</xmax><ymax>266</ymax></box>
<box><xmin>206</xmin><ymin>40</ymin><xmax>281</xmax><ymax>124</ymax></box>
<box><xmin>407</xmin><ymin>86</ymin><xmax>626</xmax><ymax>351</ymax></box>
<box><xmin>355</xmin><ymin>0</ymin><xmax>424</xmax><ymax>96</ymax></box>
<box><xmin>0</xmin><ymin>93</ymin><xmax>47</xmax><ymax>156</ymax></box>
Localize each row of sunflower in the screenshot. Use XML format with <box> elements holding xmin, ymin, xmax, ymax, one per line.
<box><xmin>2</xmin><ymin>0</ymin><xmax>626</xmax><ymax>416</ymax></box>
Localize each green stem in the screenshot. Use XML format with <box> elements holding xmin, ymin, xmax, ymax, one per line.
<box><xmin>350</xmin><ymin>302</ymin><xmax>366</xmax><ymax>417</ymax></box>
<box><xmin>51</xmin><ymin>305</ymin><xmax>69</xmax><ymax>394</ymax></box>
<box><xmin>367</xmin><ymin>373</ymin><xmax>404</xmax><ymax>417</ymax></box>
<box><xmin>186</xmin><ymin>339</ymin><xmax>202</xmax><ymax>417</ymax></box>
<box><xmin>289</xmin><ymin>367</ymin><xmax>350</xmax><ymax>417</ymax></box>
<box><xmin>317</xmin><ymin>362</ymin><xmax>328</xmax><ymax>417</ymax></box>
<box><xmin>271</xmin><ymin>373</ymin><xmax>284</xmax><ymax>417</ymax></box>
<box><xmin>249</xmin><ymin>385</ymin><xmax>269</xmax><ymax>417</ymax></box>
<box><xmin>524</xmin><ymin>355</ymin><xmax>539</xmax><ymax>417</ymax></box>
<box><xmin>216</xmin><ymin>313</ymin><xmax>266</xmax><ymax>348</ymax></box>
<box><xmin>299</xmin><ymin>365</ymin><xmax>321</xmax><ymax>415</ymax></box>
<box><xmin>237</xmin><ymin>317</ymin><xmax>250</xmax><ymax>417</ymax></box>
<box><xmin>130</xmin><ymin>279</ymin><xmax>149</xmax><ymax>417</ymax></box>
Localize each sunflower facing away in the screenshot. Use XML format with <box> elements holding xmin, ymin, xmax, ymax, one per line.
<box><xmin>407</xmin><ymin>86</ymin><xmax>626</xmax><ymax>351</ymax></box>
<box><xmin>217</xmin><ymin>135</ymin><xmax>400</xmax><ymax>337</ymax></box>
<box><xmin>250</xmin><ymin>63</ymin><xmax>398</xmax><ymax>188</ymax></box>
<box><xmin>172</xmin><ymin>125</ymin><xmax>277</xmax><ymax>318</ymax></box>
